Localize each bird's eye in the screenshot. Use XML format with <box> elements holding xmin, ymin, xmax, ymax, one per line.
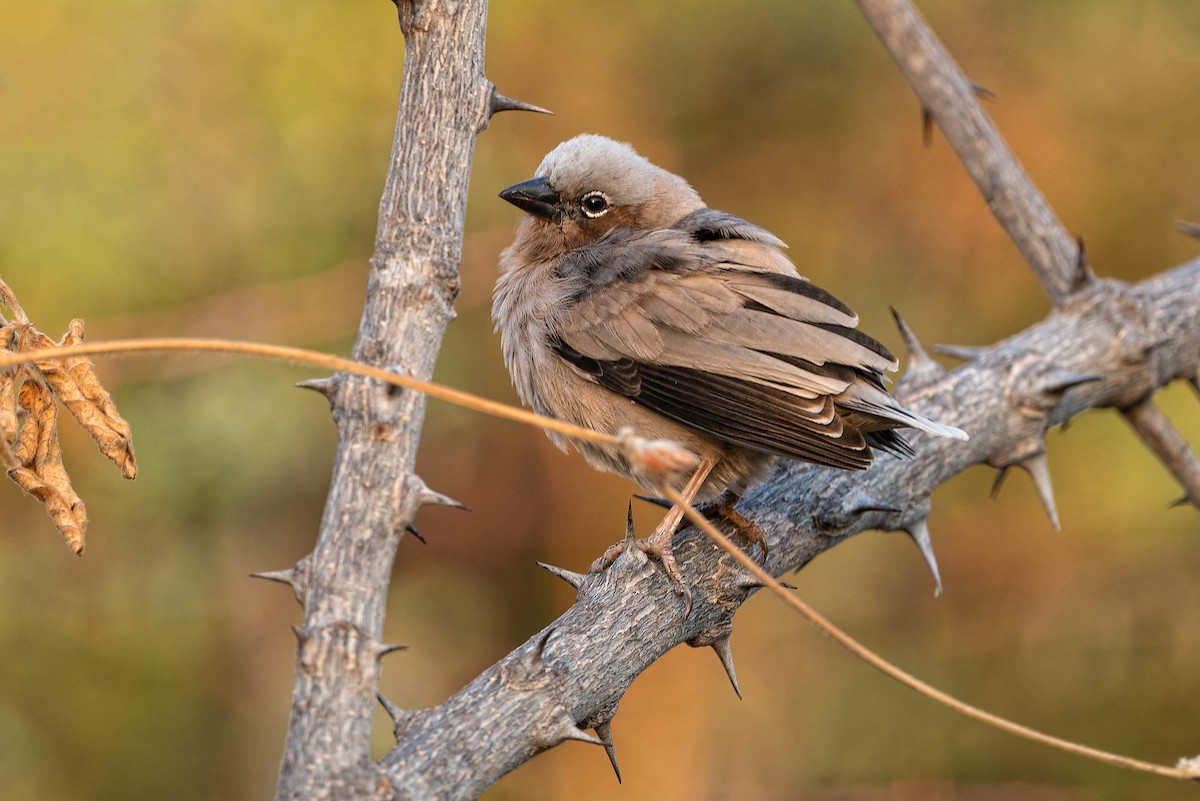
<box><xmin>580</xmin><ymin>192</ymin><xmax>610</xmax><ymax>218</ymax></box>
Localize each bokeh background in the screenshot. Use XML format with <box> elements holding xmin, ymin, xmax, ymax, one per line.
<box><xmin>2</xmin><ymin>2</ymin><xmax>1199</xmax><ymax>799</ymax></box>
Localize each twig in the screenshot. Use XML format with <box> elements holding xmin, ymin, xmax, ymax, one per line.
<box><xmin>1121</xmin><ymin>398</ymin><xmax>1200</xmax><ymax>509</ymax></box>
<box><xmin>8</xmin><ymin>324</ymin><xmax>1200</xmax><ymax>784</ymax></box>
<box><xmin>854</xmin><ymin>0</ymin><xmax>1081</xmax><ymax>305</ymax></box>
<box><xmin>660</xmin><ymin>485</ymin><xmax>1200</xmax><ymax>781</ymax></box>
<box><xmin>0</xmin><ymin>337</ymin><xmax>614</xmax><ymax>448</ymax></box>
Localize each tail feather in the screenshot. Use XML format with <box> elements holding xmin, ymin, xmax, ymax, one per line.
<box><xmin>840</xmin><ymin>382</ymin><xmax>969</xmax><ymax>442</ymax></box>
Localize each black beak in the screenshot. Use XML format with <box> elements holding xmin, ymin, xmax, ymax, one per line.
<box><xmin>499</xmin><ymin>176</ymin><xmax>561</xmax><ymax>221</ymax></box>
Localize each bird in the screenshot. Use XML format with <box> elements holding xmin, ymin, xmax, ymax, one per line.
<box><xmin>493</xmin><ymin>134</ymin><xmax>967</xmax><ymax>600</ymax></box>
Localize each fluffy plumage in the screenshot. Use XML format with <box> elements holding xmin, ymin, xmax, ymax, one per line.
<box><xmin>493</xmin><ymin>134</ymin><xmax>966</xmax><ymax>507</ymax></box>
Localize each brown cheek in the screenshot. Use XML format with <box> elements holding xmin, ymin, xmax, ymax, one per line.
<box><xmin>581</xmin><ymin>214</ymin><xmax>626</xmax><ymax>239</ymax></box>
<box><xmin>563</xmin><ymin>209</ymin><xmax>637</xmax><ymax>248</ymax></box>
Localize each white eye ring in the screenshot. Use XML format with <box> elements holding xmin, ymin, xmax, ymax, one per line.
<box><xmin>580</xmin><ymin>191</ymin><xmax>610</xmax><ymax>218</ymax></box>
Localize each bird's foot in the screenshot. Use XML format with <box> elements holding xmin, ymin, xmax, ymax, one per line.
<box><xmin>700</xmin><ymin>489</ymin><xmax>769</xmax><ymax>563</ymax></box>
<box><xmin>637</xmin><ymin>527</ymin><xmax>693</xmax><ymax>614</ymax></box>
<box><xmin>590</xmin><ymin>521</ymin><xmax>693</xmax><ymax>616</ymax></box>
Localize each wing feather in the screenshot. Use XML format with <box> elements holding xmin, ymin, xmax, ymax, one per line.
<box><xmin>549</xmin><ymin>208</ymin><xmax>920</xmax><ymax>466</ymax></box>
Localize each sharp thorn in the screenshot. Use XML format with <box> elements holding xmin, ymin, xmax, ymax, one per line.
<box><xmin>903</xmin><ymin>519</ymin><xmax>943</xmax><ymax>597</ymax></box>
<box><xmin>593</xmin><ymin>719</ymin><xmax>621</xmax><ymax>783</ymax></box>
<box><xmin>528</xmin><ymin>627</ymin><xmax>554</xmax><ymax>668</ymax></box>
<box><xmin>990</xmin><ymin>466</ymin><xmax>1009</xmax><ymax>499</ymax></box>
<box><xmin>890</xmin><ymin>307</ymin><xmax>944</xmax><ymax>381</ymax></box>
<box><xmin>634</xmin><ymin>493</ymin><xmax>673</xmax><ymax>510</ymax></box>
<box><xmin>1169</xmin><ymin>494</ymin><xmax>1191</xmax><ymax>508</ymax></box>
<box><xmin>1187</xmin><ymin>374</ymin><xmax>1200</xmax><ymax>398</ymax></box>
<box><xmin>295</xmin><ymin>377</ymin><xmax>336</xmax><ymax>397</ymax></box>
<box><xmin>970</xmin><ymin>81</ymin><xmax>997</xmax><ymax>102</ymax></box>
<box><xmin>1036</xmin><ymin>368</ymin><xmax>1103</xmax><ymax>396</ymax></box>
<box><xmin>536</xmin><ymin>561</ymin><xmax>586</xmax><ymax>590</ymax></box>
<box><xmin>921</xmin><ymin>106</ymin><xmax>934</xmax><ymax>147</ymax></box>
<box><xmin>376</xmin><ymin>643</ymin><xmax>409</xmax><ymax>658</ymax></box>
<box><xmin>1176</xmin><ymin>220</ymin><xmax>1200</xmax><ymax>241</ymax></box>
<box><xmin>559</xmin><ymin>720</ymin><xmax>606</xmax><ymax>747</ymax></box>
<box><xmin>622</xmin><ymin>502</ymin><xmax>638</xmax><ymax>555</ymax></box>
<box><xmin>740</xmin><ymin>577</ymin><xmax>795</xmax><ymax>591</ymax></box>
<box><xmin>420</xmin><ymin>488</ymin><xmax>468</xmax><ymax>511</ymax></box>
<box><xmin>710</xmin><ymin>636</ymin><xmax>743</xmax><ymax>700</ymax></box>
<box><xmin>844</xmin><ymin>487</ymin><xmax>902</xmax><ymax>516</ymax></box>
<box><xmin>376</xmin><ymin>693</ymin><xmax>406</xmax><ymax>726</ymax></box>
<box><xmin>253</xmin><ymin>558</ymin><xmax>309</xmax><ymax>604</ymax></box>
<box><xmin>249</xmin><ymin>568</ymin><xmax>295</xmax><ymax>587</ymax></box>
<box><xmin>1017</xmin><ymin>452</ymin><xmax>1060</xmax><ymax>530</ymax></box>
<box><xmin>413</xmin><ymin>476</ymin><xmax>469</xmax><ymax>511</ymax></box>
<box><xmin>932</xmin><ymin>343</ymin><xmax>988</xmax><ymax>361</ymax></box>
<box><xmin>1070</xmin><ymin>235</ymin><xmax>1096</xmax><ymax>292</ymax></box>
<box><xmin>488</xmin><ymin>84</ymin><xmax>553</xmax><ymax>117</ymax></box>
<box><xmin>405</xmin><ymin>522</ymin><xmax>426</xmax><ymax>544</ymax></box>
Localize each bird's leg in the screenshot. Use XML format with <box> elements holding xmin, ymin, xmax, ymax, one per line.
<box><xmin>591</xmin><ymin>456</ymin><xmax>718</xmax><ymax>612</ymax></box>
<box><xmin>644</xmin><ymin>456</ymin><xmax>716</xmax><ymax>548</ymax></box>
<box><xmin>640</xmin><ymin>490</ymin><xmax>768</xmax><ymax>561</ymax></box>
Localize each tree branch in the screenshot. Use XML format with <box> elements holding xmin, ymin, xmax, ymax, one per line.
<box><xmin>266</xmin><ymin>0</ymin><xmax>1199</xmax><ymax>796</ymax></box>
<box><xmin>379</xmin><ymin>258</ymin><xmax>1200</xmax><ymax>798</ymax></box>
<box><xmin>367</xmin><ymin>1</ymin><xmax>1200</xmax><ymax>796</ymax></box>
<box><xmin>1120</xmin><ymin>398</ymin><xmax>1200</xmax><ymax>509</ymax></box>
<box><xmin>854</xmin><ymin>0</ymin><xmax>1084</xmax><ymax>306</ymax></box>
<box><xmin>274</xmin><ymin>1</ymin><xmax>491</xmax><ymax>798</ymax></box>
<box><xmin>854</xmin><ymin>0</ymin><xmax>1200</xmax><ymax>507</ymax></box>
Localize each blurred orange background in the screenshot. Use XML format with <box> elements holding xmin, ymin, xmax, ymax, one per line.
<box><xmin>1</xmin><ymin>2</ymin><xmax>1199</xmax><ymax>800</ymax></box>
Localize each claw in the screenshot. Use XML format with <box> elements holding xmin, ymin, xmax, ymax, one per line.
<box><xmin>638</xmin><ymin>537</ymin><xmax>693</xmax><ymax>617</ymax></box>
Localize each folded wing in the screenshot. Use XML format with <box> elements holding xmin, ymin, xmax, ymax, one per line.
<box><xmin>549</xmin><ymin>210</ymin><xmax>954</xmax><ymax>471</ymax></box>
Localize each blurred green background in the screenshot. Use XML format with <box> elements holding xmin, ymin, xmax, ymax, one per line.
<box><xmin>2</xmin><ymin>2</ymin><xmax>1199</xmax><ymax>799</ymax></box>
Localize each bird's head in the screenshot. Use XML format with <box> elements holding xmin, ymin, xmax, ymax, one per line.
<box><xmin>500</xmin><ymin>135</ymin><xmax>701</xmax><ymax>250</ymax></box>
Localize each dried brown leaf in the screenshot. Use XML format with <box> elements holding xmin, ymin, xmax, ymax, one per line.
<box><xmin>10</xmin><ymin>379</ymin><xmax>87</xmax><ymax>553</ymax></box>
<box><xmin>1</xmin><ymin>321</ymin><xmax>22</xmax><ymax>471</ymax></box>
<box><xmin>0</xmin><ymin>367</ymin><xmax>16</xmax><ymax>450</ymax></box>
<box><xmin>0</xmin><ymin>278</ymin><xmax>28</xmax><ymax>324</ymax></box>
<box><xmin>34</xmin><ymin>319</ymin><xmax>137</xmax><ymax>479</ymax></box>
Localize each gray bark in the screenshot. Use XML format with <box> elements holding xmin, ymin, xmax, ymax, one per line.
<box><xmin>273</xmin><ymin>1</ymin><xmax>493</xmax><ymax>798</ymax></box>
<box><xmin>273</xmin><ymin>0</ymin><xmax>1200</xmax><ymax>798</ymax></box>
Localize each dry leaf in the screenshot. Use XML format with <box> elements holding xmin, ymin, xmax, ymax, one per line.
<box><xmin>34</xmin><ymin>319</ymin><xmax>137</xmax><ymax>479</ymax></box>
<box><xmin>0</xmin><ymin>366</ymin><xmax>16</xmax><ymax>451</ymax></box>
<box><xmin>10</xmin><ymin>379</ymin><xmax>88</xmax><ymax>554</ymax></box>
<box><xmin>0</xmin><ymin>278</ymin><xmax>27</xmax><ymax>324</ymax></box>
<box><xmin>1</xmin><ymin>277</ymin><xmax>134</xmax><ymax>553</ymax></box>
<box><xmin>0</xmin><ymin>375</ymin><xmax>17</xmax><ymax>472</ymax></box>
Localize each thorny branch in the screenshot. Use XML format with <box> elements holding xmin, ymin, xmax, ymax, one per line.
<box><xmin>258</xmin><ymin>0</ymin><xmax>1200</xmax><ymax>799</ymax></box>
<box><xmin>855</xmin><ymin>0</ymin><xmax>1200</xmax><ymax>509</ymax></box>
